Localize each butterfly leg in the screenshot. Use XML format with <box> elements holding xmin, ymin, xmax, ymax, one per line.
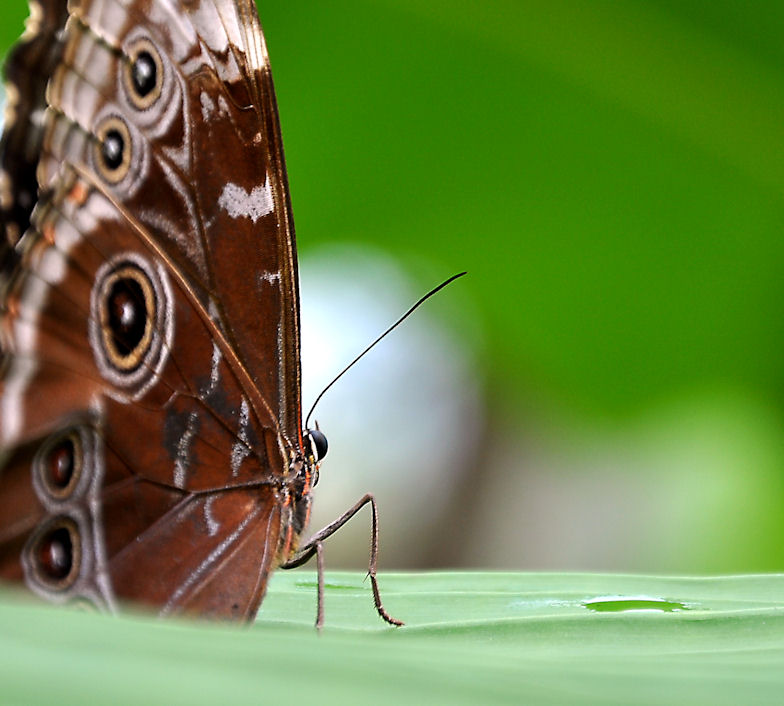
<box><xmin>281</xmin><ymin>493</ymin><xmax>403</xmax><ymax>628</ymax></box>
<box><xmin>315</xmin><ymin>541</ymin><xmax>325</xmax><ymax>630</ymax></box>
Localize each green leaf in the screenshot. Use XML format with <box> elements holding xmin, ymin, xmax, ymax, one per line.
<box><xmin>2</xmin><ymin>571</ymin><xmax>784</xmax><ymax>705</ymax></box>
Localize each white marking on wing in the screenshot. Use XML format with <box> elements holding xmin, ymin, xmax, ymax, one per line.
<box><xmin>218</xmin><ymin>178</ymin><xmax>273</xmax><ymax>223</ymax></box>
<box><xmin>52</xmin><ymin>215</ymin><xmax>85</xmax><ymax>253</ymax></box>
<box><xmin>200</xmin><ymin>92</ymin><xmax>215</xmax><ymax>121</ymax></box>
<box><xmin>204</xmin><ymin>496</ymin><xmax>220</xmax><ymax>536</ymax></box>
<box><xmin>38</xmin><ymin>246</ymin><xmax>67</xmax><ymax>283</ymax></box>
<box><xmin>217</xmin><ymin>95</ymin><xmax>231</xmax><ymax>117</ymax></box>
<box><xmin>173</xmin><ymin>411</ymin><xmax>199</xmax><ymax>488</ymax></box>
<box><xmin>230</xmin><ymin>398</ymin><xmax>251</xmax><ymax>477</ymax></box>
<box><xmin>259</xmin><ymin>271</ymin><xmax>281</xmax><ymax>285</ymax></box>
<box><xmin>209</xmin><ymin>341</ymin><xmax>222</xmax><ymax>390</ymax></box>
<box><xmin>205</xmin><ymin>299</ymin><xmax>222</xmax><ymax>394</ymax></box>
<box><xmin>1</xmin><ymin>250</ymin><xmax>61</xmax><ymax>444</ymax></box>
<box><xmin>1</xmin><ymin>214</ymin><xmax>86</xmax><ymax>444</ymax></box>
<box><xmin>1</xmin><ymin>357</ymin><xmax>36</xmax><ymax>444</ymax></box>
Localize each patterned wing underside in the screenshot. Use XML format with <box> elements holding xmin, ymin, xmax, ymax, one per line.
<box><xmin>0</xmin><ymin>0</ymin><xmax>70</xmax><ymax>295</ymax></box>
<box><xmin>0</xmin><ymin>0</ymin><xmax>304</xmax><ymax>618</ymax></box>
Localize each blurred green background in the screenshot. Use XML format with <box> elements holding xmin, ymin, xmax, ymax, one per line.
<box><xmin>2</xmin><ymin>1</ymin><xmax>784</xmax><ymax>575</ymax></box>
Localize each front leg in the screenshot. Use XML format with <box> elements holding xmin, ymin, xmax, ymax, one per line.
<box><xmin>281</xmin><ymin>493</ymin><xmax>403</xmax><ymax>629</ymax></box>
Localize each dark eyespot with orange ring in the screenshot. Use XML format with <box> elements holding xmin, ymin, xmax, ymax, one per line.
<box><xmin>123</xmin><ymin>38</ymin><xmax>163</xmax><ymax>110</ymax></box>
<box><xmin>31</xmin><ymin>518</ymin><xmax>80</xmax><ymax>590</ymax></box>
<box><xmin>94</xmin><ymin>117</ymin><xmax>131</xmax><ymax>184</ymax></box>
<box><xmin>97</xmin><ymin>264</ymin><xmax>156</xmax><ymax>373</ymax></box>
<box><xmin>37</xmin><ymin>432</ymin><xmax>82</xmax><ymax>499</ymax></box>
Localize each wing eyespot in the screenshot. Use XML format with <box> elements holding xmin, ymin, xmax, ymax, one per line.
<box><xmin>96</xmin><ymin>263</ymin><xmax>155</xmax><ymax>373</ymax></box>
<box><xmin>35</xmin><ymin>431</ymin><xmax>83</xmax><ymax>500</ymax></box>
<box><xmin>94</xmin><ymin>116</ymin><xmax>132</xmax><ymax>184</ymax></box>
<box><xmin>89</xmin><ymin>253</ymin><xmax>173</xmax><ymax>397</ymax></box>
<box><xmin>123</xmin><ymin>38</ymin><xmax>163</xmax><ymax>110</ymax></box>
<box><xmin>28</xmin><ymin>517</ymin><xmax>81</xmax><ymax>591</ymax></box>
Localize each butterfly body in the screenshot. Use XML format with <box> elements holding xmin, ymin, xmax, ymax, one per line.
<box><xmin>0</xmin><ymin>0</ymin><xmax>319</xmax><ymax>620</ymax></box>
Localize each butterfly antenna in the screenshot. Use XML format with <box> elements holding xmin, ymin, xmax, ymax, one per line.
<box><xmin>304</xmin><ymin>271</ymin><xmax>467</xmax><ymax>430</ymax></box>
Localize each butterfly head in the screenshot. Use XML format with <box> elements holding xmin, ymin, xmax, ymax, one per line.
<box><xmin>304</xmin><ymin>427</ymin><xmax>328</xmax><ymax>487</ymax></box>
<box><xmin>282</xmin><ymin>427</ymin><xmax>329</xmax><ymax>548</ymax></box>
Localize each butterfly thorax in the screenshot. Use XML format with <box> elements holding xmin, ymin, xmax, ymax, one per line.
<box><xmin>278</xmin><ymin>450</ymin><xmax>314</xmax><ymax>560</ymax></box>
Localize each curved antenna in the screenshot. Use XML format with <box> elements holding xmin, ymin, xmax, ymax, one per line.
<box><xmin>304</xmin><ymin>271</ymin><xmax>467</xmax><ymax>430</ymax></box>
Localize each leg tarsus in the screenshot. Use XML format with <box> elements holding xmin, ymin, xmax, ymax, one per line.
<box><xmin>281</xmin><ymin>493</ymin><xmax>403</xmax><ymax>627</ymax></box>
<box><xmin>315</xmin><ymin>541</ymin><xmax>324</xmax><ymax>631</ymax></box>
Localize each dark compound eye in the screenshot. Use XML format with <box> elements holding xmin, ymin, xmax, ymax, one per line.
<box><xmin>306</xmin><ymin>428</ymin><xmax>328</xmax><ymax>462</ymax></box>
<box><xmin>131</xmin><ymin>51</ymin><xmax>157</xmax><ymax>98</ymax></box>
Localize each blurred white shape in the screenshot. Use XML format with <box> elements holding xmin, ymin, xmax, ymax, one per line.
<box><xmin>299</xmin><ymin>245</ymin><xmax>483</xmax><ymax>567</ymax></box>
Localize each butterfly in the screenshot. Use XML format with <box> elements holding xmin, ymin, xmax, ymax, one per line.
<box><xmin>0</xmin><ymin>0</ymin><xmax>401</xmax><ymax>627</ymax></box>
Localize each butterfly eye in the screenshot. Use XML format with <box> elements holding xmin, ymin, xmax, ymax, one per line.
<box><xmin>306</xmin><ymin>428</ymin><xmax>328</xmax><ymax>463</ymax></box>
<box><xmin>36</xmin><ymin>431</ymin><xmax>82</xmax><ymax>499</ymax></box>
<box><xmin>94</xmin><ymin>117</ymin><xmax>132</xmax><ymax>183</ymax></box>
<box><xmin>96</xmin><ymin>263</ymin><xmax>156</xmax><ymax>373</ymax></box>
<box><xmin>124</xmin><ymin>38</ymin><xmax>163</xmax><ymax>109</ymax></box>
<box><xmin>29</xmin><ymin>518</ymin><xmax>81</xmax><ymax>590</ymax></box>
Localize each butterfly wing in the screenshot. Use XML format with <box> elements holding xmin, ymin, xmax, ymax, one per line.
<box><xmin>0</xmin><ymin>0</ymin><xmax>307</xmax><ymax>619</ymax></box>
<box><xmin>0</xmin><ymin>0</ymin><xmax>69</xmax><ymax>289</ymax></box>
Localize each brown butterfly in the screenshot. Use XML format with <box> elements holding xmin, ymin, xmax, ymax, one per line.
<box><xmin>0</xmin><ymin>0</ymin><xmax>401</xmax><ymax>627</ymax></box>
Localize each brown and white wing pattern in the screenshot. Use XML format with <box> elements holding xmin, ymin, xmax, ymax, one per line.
<box><xmin>0</xmin><ymin>0</ymin><xmax>313</xmax><ymax>620</ymax></box>
<box><xmin>0</xmin><ymin>0</ymin><xmax>70</xmax><ymax>289</ymax></box>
